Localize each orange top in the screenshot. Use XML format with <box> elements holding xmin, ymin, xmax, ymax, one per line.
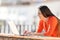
<box><xmin>37</xmin><ymin>16</ymin><xmax>58</xmax><ymax>37</ymax></box>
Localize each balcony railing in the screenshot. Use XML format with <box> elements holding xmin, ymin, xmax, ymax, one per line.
<box><xmin>0</xmin><ymin>20</ymin><xmax>37</xmax><ymax>36</ymax></box>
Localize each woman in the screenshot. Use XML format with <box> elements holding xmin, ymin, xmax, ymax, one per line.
<box><xmin>24</xmin><ymin>6</ymin><xmax>58</xmax><ymax>37</ymax></box>
<box><xmin>36</xmin><ymin>5</ymin><xmax>58</xmax><ymax>37</ymax></box>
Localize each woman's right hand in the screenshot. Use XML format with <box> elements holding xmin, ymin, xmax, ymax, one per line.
<box><xmin>23</xmin><ymin>30</ymin><xmax>32</xmax><ymax>36</ymax></box>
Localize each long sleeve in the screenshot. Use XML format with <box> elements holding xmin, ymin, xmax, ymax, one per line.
<box><xmin>36</xmin><ymin>20</ymin><xmax>43</xmax><ymax>33</ymax></box>
<box><xmin>44</xmin><ymin>16</ymin><xmax>58</xmax><ymax>36</ymax></box>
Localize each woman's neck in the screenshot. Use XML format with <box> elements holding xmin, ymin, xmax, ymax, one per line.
<box><xmin>42</xmin><ymin>17</ymin><xmax>49</xmax><ymax>22</ymax></box>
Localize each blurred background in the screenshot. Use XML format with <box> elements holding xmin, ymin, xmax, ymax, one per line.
<box><xmin>0</xmin><ymin>0</ymin><xmax>60</xmax><ymax>36</ymax></box>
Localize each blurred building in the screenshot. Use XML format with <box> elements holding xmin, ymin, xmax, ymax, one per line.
<box><xmin>0</xmin><ymin>0</ymin><xmax>47</xmax><ymax>6</ymax></box>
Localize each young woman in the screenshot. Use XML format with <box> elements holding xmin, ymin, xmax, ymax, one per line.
<box><xmin>24</xmin><ymin>6</ymin><xmax>59</xmax><ymax>37</ymax></box>
<box><xmin>36</xmin><ymin>6</ymin><xmax>58</xmax><ymax>37</ymax></box>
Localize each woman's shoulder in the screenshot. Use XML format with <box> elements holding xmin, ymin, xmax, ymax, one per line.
<box><xmin>49</xmin><ymin>16</ymin><xmax>57</xmax><ymax>20</ymax></box>
<box><xmin>48</xmin><ymin>16</ymin><xmax>58</xmax><ymax>23</ymax></box>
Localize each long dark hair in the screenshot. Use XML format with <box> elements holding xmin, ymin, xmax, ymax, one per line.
<box><xmin>39</xmin><ymin>6</ymin><xmax>55</xmax><ymax>18</ymax></box>
<box><xmin>39</xmin><ymin>6</ymin><xmax>60</xmax><ymax>36</ymax></box>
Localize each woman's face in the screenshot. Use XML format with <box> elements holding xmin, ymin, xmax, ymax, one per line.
<box><xmin>38</xmin><ymin>10</ymin><xmax>45</xmax><ymax>20</ymax></box>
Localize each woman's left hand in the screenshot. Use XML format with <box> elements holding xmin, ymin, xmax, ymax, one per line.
<box><xmin>30</xmin><ymin>33</ymin><xmax>44</xmax><ymax>36</ymax></box>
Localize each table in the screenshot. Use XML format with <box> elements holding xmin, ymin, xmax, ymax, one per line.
<box><xmin>0</xmin><ymin>33</ymin><xmax>60</xmax><ymax>40</ymax></box>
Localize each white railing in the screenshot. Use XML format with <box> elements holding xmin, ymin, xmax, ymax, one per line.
<box><xmin>0</xmin><ymin>20</ymin><xmax>37</xmax><ymax>36</ymax></box>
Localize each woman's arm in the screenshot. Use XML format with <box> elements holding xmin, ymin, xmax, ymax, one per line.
<box><xmin>30</xmin><ymin>20</ymin><xmax>44</xmax><ymax>36</ymax></box>
<box><xmin>24</xmin><ymin>20</ymin><xmax>43</xmax><ymax>36</ymax></box>
<box><xmin>30</xmin><ymin>32</ymin><xmax>44</xmax><ymax>36</ymax></box>
<box><xmin>36</xmin><ymin>20</ymin><xmax>43</xmax><ymax>33</ymax></box>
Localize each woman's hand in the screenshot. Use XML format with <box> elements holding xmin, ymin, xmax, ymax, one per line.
<box><xmin>23</xmin><ymin>30</ymin><xmax>32</xmax><ymax>36</ymax></box>
<box><xmin>23</xmin><ymin>30</ymin><xmax>44</xmax><ymax>36</ymax></box>
<box><xmin>31</xmin><ymin>33</ymin><xmax>44</xmax><ymax>36</ymax></box>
